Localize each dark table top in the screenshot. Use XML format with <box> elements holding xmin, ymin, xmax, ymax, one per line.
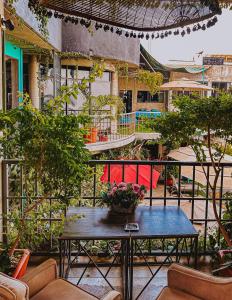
<box><xmin>60</xmin><ymin>206</ymin><xmax>198</xmax><ymax>240</ymax></box>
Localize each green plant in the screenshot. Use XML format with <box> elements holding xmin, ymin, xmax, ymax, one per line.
<box><xmin>153</xmin><ymin>92</ymin><xmax>232</xmax><ymax>247</ymax></box>
<box><xmin>0</xmin><ymin>92</ymin><xmax>90</xmax><ymax>256</ymax></box>
<box><xmin>137</xmin><ymin>69</ymin><xmax>163</xmax><ymax>96</ymax></box>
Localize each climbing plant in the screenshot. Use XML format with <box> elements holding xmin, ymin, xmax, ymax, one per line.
<box><xmin>137</xmin><ymin>69</ymin><xmax>163</xmax><ymax>96</ymax></box>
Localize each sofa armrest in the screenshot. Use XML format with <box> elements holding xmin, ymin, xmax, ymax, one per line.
<box><xmin>168</xmin><ymin>263</ymin><xmax>232</xmax><ymax>300</ymax></box>
<box><xmin>21</xmin><ymin>259</ymin><xmax>58</xmax><ymax>298</ymax></box>
<box><xmin>0</xmin><ymin>286</ymin><xmax>16</xmax><ymax>300</ymax></box>
<box><xmin>101</xmin><ymin>291</ymin><xmax>122</xmax><ymax>300</ymax></box>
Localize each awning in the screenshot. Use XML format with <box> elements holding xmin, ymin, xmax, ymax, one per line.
<box><xmin>160</xmin><ymin>79</ymin><xmax>213</xmax><ymax>91</ymax></box>
<box><xmin>39</xmin><ymin>0</ymin><xmax>221</xmax><ymax>32</ymax></box>
<box><xmin>167</xmin><ymin>146</ymin><xmax>232</xmax><ymax>190</ymax></box>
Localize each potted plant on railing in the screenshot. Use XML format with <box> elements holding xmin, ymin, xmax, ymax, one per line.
<box><xmin>101</xmin><ymin>182</ymin><xmax>146</xmax><ymax>214</ymax></box>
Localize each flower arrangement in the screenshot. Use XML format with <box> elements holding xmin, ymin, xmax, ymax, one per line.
<box><xmin>101</xmin><ymin>182</ymin><xmax>146</xmax><ymax>214</ymax></box>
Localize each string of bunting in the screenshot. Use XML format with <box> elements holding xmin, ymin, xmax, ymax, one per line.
<box><xmin>44</xmin><ymin>10</ymin><xmax>219</xmax><ymax>40</ymax></box>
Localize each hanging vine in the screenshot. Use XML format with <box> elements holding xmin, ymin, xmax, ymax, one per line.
<box><xmin>137</xmin><ymin>69</ymin><xmax>164</xmax><ymax>96</ymax></box>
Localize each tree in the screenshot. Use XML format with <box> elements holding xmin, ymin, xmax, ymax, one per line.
<box><xmin>0</xmin><ymin>93</ymin><xmax>91</xmax><ymax>255</ymax></box>
<box><xmin>153</xmin><ymin>93</ymin><xmax>232</xmax><ymax>247</ymax></box>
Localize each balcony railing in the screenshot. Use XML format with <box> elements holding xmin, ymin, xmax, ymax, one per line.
<box><xmin>2</xmin><ymin>159</ymin><xmax>232</xmax><ymax>256</ymax></box>
<box><xmin>73</xmin><ymin>111</ymin><xmax>162</xmax><ymax>144</ymax></box>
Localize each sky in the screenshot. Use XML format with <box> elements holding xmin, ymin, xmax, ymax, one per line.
<box><xmin>141</xmin><ymin>9</ymin><xmax>232</xmax><ymax>65</ymax></box>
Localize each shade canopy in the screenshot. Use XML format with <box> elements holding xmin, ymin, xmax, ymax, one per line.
<box><xmin>39</xmin><ymin>0</ymin><xmax>221</xmax><ymax>31</ymax></box>
<box><xmin>161</xmin><ymin>78</ymin><xmax>213</xmax><ymax>91</ymax></box>
<box><xmin>101</xmin><ymin>164</ymin><xmax>160</xmax><ymax>189</ymax></box>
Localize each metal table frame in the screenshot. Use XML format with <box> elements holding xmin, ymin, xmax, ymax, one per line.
<box><xmin>59</xmin><ymin>206</ymin><xmax>198</xmax><ymax>300</ymax></box>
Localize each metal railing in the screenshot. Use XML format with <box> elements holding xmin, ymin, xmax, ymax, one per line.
<box><xmin>81</xmin><ymin>111</ymin><xmax>162</xmax><ymax>143</ymax></box>
<box><xmin>2</xmin><ymin>159</ymin><xmax>232</xmax><ymax>256</ymax></box>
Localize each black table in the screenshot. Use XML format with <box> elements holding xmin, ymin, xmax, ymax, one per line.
<box><xmin>59</xmin><ymin>206</ymin><xmax>198</xmax><ymax>300</ymax></box>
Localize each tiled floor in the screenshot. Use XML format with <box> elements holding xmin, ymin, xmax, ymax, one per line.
<box><xmin>68</xmin><ymin>265</ymin><xmax>167</xmax><ymax>300</ymax></box>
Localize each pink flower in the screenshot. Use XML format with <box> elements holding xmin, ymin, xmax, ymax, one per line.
<box><xmin>118</xmin><ymin>182</ymin><xmax>127</xmax><ymax>188</ymax></box>
<box><xmin>120</xmin><ymin>186</ymin><xmax>127</xmax><ymax>191</ymax></box>
<box><xmin>132</xmin><ymin>183</ymin><xmax>140</xmax><ymax>193</ymax></box>
<box><xmin>111</xmin><ymin>186</ymin><xmax>118</xmax><ymax>195</ymax></box>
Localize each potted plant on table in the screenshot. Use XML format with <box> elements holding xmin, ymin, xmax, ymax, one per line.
<box><xmin>101</xmin><ymin>182</ymin><xmax>146</xmax><ymax>214</ymax></box>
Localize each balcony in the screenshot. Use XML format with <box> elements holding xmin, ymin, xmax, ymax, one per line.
<box><xmin>2</xmin><ymin>159</ymin><xmax>232</xmax><ymax>299</ymax></box>
<box><xmin>68</xmin><ymin>111</ymin><xmax>162</xmax><ymax>152</ymax></box>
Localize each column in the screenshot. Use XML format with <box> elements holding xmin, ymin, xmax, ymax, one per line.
<box><xmin>0</xmin><ymin>0</ymin><xmax>4</xmax><ymax>110</ymax></box>
<box><xmin>29</xmin><ymin>55</ymin><xmax>40</xmax><ymax>109</ymax></box>
<box><xmin>111</xmin><ymin>71</ymin><xmax>119</xmax><ymax>134</ymax></box>
<box><xmin>0</xmin><ymin>0</ymin><xmax>4</xmax><ymax>241</ymax></box>
<box><xmin>168</xmin><ymin>90</ymin><xmax>173</xmax><ymax>111</ymax></box>
<box><xmin>207</xmin><ymin>81</ymin><xmax>212</xmax><ymax>97</ymax></box>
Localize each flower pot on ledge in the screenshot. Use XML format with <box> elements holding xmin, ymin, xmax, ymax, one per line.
<box><xmin>83</xmin><ymin>128</ymin><xmax>98</xmax><ymax>143</ymax></box>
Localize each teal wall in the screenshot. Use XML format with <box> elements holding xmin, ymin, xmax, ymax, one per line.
<box><xmin>5</xmin><ymin>41</ymin><xmax>23</xmax><ymax>102</ymax></box>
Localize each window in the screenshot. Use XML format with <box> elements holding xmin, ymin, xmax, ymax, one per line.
<box><xmin>137</xmin><ymin>91</ymin><xmax>166</xmax><ymax>103</ymax></box>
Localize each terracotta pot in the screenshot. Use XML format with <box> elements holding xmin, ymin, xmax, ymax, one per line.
<box><xmin>90</xmin><ymin>127</ymin><xmax>98</xmax><ymax>143</ymax></box>
<box><xmin>166</xmin><ymin>178</ymin><xmax>173</xmax><ymax>186</ymax></box>
<box><xmin>99</xmin><ymin>135</ymin><xmax>108</xmax><ymax>142</ymax></box>
<box><xmin>12</xmin><ymin>249</ymin><xmax>30</xmax><ymax>279</ymax></box>
<box><xmin>83</xmin><ymin>133</ymin><xmax>91</xmax><ymax>143</ymax></box>
<box><xmin>83</xmin><ymin>128</ymin><xmax>98</xmax><ymax>143</ymax></box>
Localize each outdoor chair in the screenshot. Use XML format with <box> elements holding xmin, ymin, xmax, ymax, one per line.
<box><xmin>156</xmin><ymin>263</ymin><xmax>232</xmax><ymax>300</ymax></box>
<box><xmin>0</xmin><ymin>259</ymin><xmax>122</xmax><ymax>300</ymax></box>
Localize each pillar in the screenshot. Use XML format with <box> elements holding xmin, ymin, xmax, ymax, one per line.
<box><xmin>207</xmin><ymin>81</ymin><xmax>212</xmax><ymax>97</ymax></box>
<box><xmin>0</xmin><ymin>0</ymin><xmax>4</xmax><ymax>110</ymax></box>
<box><xmin>168</xmin><ymin>90</ymin><xmax>173</xmax><ymax>111</ymax></box>
<box><xmin>29</xmin><ymin>55</ymin><xmax>40</xmax><ymax>109</ymax></box>
<box><xmin>111</xmin><ymin>71</ymin><xmax>119</xmax><ymax>134</ymax></box>
<box><xmin>0</xmin><ymin>0</ymin><xmax>4</xmax><ymax>241</ymax></box>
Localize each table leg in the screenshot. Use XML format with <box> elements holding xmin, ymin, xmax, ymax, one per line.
<box><xmin>129</xmin><ymin>238</ymin><xmax>134</xmax><ymax>300</ymax></box>
<box><xmin>125</xmin><ymin>239</ymin><xmax>130</xmax><ymax>300</ymax></box>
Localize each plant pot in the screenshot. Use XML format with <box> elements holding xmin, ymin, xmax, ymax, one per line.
<box><xmin>99</xmin><ymin>135</ymin><xmax>108</xmax><ymax>142</ymax></box>
<box><xmin>83</xmin><ymin>128</ymin><xmax>98</xmax><ymax>143</ymax></box>
<box><xmin>83</xmin><ymin>133</ymin><xmax>92</xmax><ymax>143</ymax></box>
<box><xmin>110</xmin><ymin>203</ymin><xmax>137</xmax><ymax>214</ymax></box>
<box><xmin>166</xmin><ymin>178</ymin><xmax>173</xmax><ymax>186</ymax></box>
<box><xmin>12</xmin><ymin>249</ymin><xmax>30</xmax><ymax>279</ymax></box>
<box><xmin>90</xmin><ymin>127</ymin><xmax>98</xmax><ymax>143</ymax></box>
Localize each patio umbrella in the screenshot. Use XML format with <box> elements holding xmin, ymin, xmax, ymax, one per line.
<box><xmin>100</xmin><ymin>164</ymin><xmax>160</xmax><ymax>189</ymax></box>
<box><xmin>160</xmin><ymin>78</ymin><xmax>213</xmax><ymax>91</ymax></box>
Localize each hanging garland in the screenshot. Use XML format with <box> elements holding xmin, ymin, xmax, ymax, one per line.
<box><xmin>6</xmin><ymin>0</ymin><xmax>228</xmax><ymax>40</ymax></box>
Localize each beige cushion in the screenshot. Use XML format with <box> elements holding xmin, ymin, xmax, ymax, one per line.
<box><xmin>31</xmin><ymin>279</ymin><xmax>98</xmax><ymax>300</ymax></box>
<box><xmin>157</xmin><ymin>287</ymin><xmax>201</xmax><ymax>300</ymax></box>
<box><xmin>0</xmin><ymin>273</ymin><xmax>29</xmax><ymax>300</ymax></box>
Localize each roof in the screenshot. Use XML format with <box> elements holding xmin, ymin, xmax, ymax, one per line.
<box><xmin>140</xmin><ymin>45</ymin><xmax>169</xmax><ymax>78</ymax></box>
<box><xmin>40</xmin><ymin>0</ymin><xmax>220</xmax><ymax>32</ymax></box>
<box><xmin>167</xmin><ymin>146</ymin><xmax>232</xmax><ymax>190</ymax></box>
<box><xmin>160</xmin><ymin>78</ymin><xmax>213</xmax><ymax>91</ymax></box>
